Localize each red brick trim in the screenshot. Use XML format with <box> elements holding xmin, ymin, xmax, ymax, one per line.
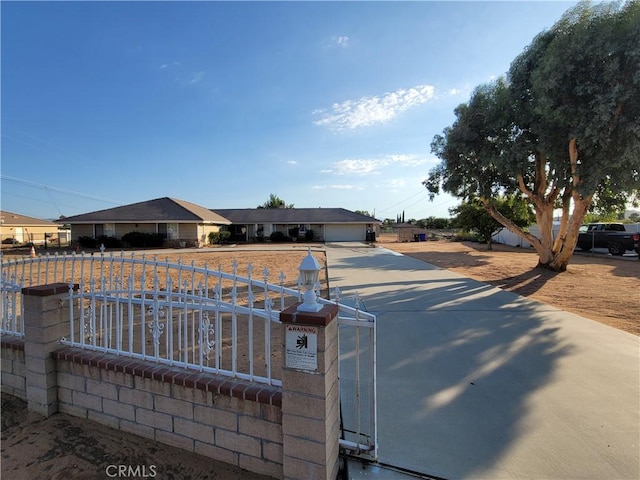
<box><xmin>51</xmin><ymin>347</ymin><xmax>282</xmax><ymax>407</ymax></box>
<box><xmin>279</xmin><ymin>303</ymin><xmax>339</xmax><ymax>326</ymax></box>
<box><xmin>0</xmin><ymin>335</ymin><xmax>25</xmax><ymax>351</ymax></box>
<box><xmin>22</xmin><ymin>283</ymin><xmax>79</xmax><ymax>296</ymax></box>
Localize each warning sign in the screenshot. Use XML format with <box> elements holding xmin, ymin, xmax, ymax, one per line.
<box><xmin>285</xmin><ymin>324</ymin><xmax>318</xmax><ymax>371</ymax></box>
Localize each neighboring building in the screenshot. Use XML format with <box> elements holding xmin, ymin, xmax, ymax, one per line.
<box><xmin>0</xmin><ymin>211</ymin><xmax>63</xmax><ymax>246</ymax></box>
<box><xmin>212</xmin><ymin>208</ymin><xmax>380</xmax><ymax>243</ymax></box>
<box><xmin>392</xmin><ymin>222</ymin><xmax>429</xmax><ymax>243</ymax></box>
<box><xmin>59</xmin><ymin>197</ymin><xmax>231</xmax><ymax>247</ymax></box>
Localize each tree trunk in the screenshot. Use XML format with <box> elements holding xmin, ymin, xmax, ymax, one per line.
<box><xmin>477</xmin><ymin>140</ymin><xmax>596</xmax><ymax>272</ymax></box>
<box><xmin>545</xmin><ymin>195</ymin><xmax>592</xmax><ymax>271</ymax></box>
<box><xmin>482</xmin><ymin>191</ymin><xmax>592</xmax><ymax>272</ymax></box>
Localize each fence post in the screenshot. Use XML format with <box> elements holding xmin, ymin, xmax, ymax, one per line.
<box><xmin>279</xmin><ymin>303</ymin><xmax>340</xmax><ymax>480</ymax></box>
<box><xmin>22</xmin><ymin>283</ymin><xmax>77</xmax><ymax>417</ymax></box>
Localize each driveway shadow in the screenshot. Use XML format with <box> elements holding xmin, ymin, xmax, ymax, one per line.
<box><xmin>327</xmin><ymin>247</ymin><xmax>576</xmax><ymax>479</ymax></box>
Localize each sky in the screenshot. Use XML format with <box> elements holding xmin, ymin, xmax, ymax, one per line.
<box><xmin>1</xmin><ymin>0</ymin><xmax>579</xmax><ymax>222</ymax></box>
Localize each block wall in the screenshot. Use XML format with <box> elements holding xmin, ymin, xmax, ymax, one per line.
<box><xmin>52</xmin><ymin>348</ymin><xmax>284</xmax><ymax>479</ymax></box>
<box><xmin>1</xmin><ymin>337</ymin><xmax>27</xmax><ymax>400</ymax></box>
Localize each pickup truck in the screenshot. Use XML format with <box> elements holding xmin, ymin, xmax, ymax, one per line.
<box><xmin>576</xmin><ymin>223</ymin><xmax>640</xmax><ymax>256</ymax></box>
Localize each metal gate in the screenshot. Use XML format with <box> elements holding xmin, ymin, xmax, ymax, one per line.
<box><xmin>334</xmin><ymin>289</ymin><xmax>377</xmax><ymax>461</ymax></box>
<box><xmin>1</xmin><ymin>251</ymin><xmax>378</xmax><ymax>458</ymax></box>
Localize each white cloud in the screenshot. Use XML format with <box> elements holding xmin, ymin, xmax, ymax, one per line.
<box><xmin>335</xmin><ymin>35</ymin><xmax>350</xmax><ymax>48</ymax></box>
<box><xmin>159</xmin><ymin>61</ymin><xmax>180</xmax><ymax>70</ymax></box>
<box><xmin>286</xmin><ymin>160</ymin><xmax>298</xmax><ymax>165</ymax></box>
<box><xmin>188</xmin><ymin>72</ymin><xmax>205</xmax><ymax>85</ymax></box>
<box><xmin>314</xmin><ymin>84</ymin><xmax>435</xmax><ymax>131</ymax></box>
<box><xmin>323</xmin><ymin>154</ymin><xmax>429</xmax><ymax>176</ymax></box>
<box><xmin>323</xmin><ymin>35</ymin><xmax>351</xmax><ymax>49</ymax></box>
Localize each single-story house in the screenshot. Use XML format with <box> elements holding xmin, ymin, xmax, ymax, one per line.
<box><xmin>212</xmin><ymin>208</ymin><xmax>381</xmax><ymax>243</ymax></box>
<box><xmin>58</xmin><ymin>197</ymin><xmax>381</xmax><ymax>245</ymax></box>
<box><xmin>0</xmin><ymin>211</ymin><xmax>63</xmax><ymax>246</ymax></box>
<box><xmin>59</xmin><ymin>197</ymin><xmax>231</xmax><ymax>247</ymax></box>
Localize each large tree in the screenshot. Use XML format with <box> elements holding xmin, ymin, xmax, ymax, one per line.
<box><xmin>425</xmin><ymin>1</ymin><xmax>640</xmax><ymax>271</ymax></box>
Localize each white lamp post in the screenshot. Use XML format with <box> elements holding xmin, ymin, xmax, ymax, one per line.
<box><xmin>297</xmin><ymin>248</ymin><xmax>322</xmax><ymax>312</ymax></box>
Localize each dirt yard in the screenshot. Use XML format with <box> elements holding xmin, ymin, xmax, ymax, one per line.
<box><xmin>2</xmin><ymin>239</ymin><xmax>637</xmax><ymax>479</ymax></box>
<box><xmin>377</xmin><ymin>233</ymin><xmax>639</xmax><ymax>336</ymax></box>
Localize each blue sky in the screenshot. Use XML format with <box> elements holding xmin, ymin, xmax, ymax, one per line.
<box><xmin>1</xmin><ymin>1</ymin><xmax>578</xmax><ymax>222</ymax></box>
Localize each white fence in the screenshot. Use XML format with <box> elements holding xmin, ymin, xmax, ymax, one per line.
<box><xmin>67</xmin><ymin>266</ymin><xmax>288</xmax><ymax>385</ymax></box>
<box><xmin>0</xmin><ymin>275</ymin><xmax>23</xmax><ymax>337</ymax></box>
<box><xmin>0</xmin><ymin>250</ymin><xmax>377</xmax><ymax>456</ymax></box>
<box><xmin>493</xmin><ymin>223</ymin><xmax>640</xmax><ymax>248</ymax></box>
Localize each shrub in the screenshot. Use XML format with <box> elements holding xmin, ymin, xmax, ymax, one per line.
<box><xmin>96</xmin><ymin>235</ymin><xmax>121</xmax><ymax>249</ymax></box>
<box><xmin>453</xmin><ymin>230</ymin><xmax>480</xmax><ymax>242</ymax></box>
<box><xmin>77</xmin><ymin>236</ymin><xmax>98</xmax><ymax>248</ymax></box>
<box><xmin>305</xmin><ymin>229</ymin><xmax>315</xmax><ymax>241</ymax></box>
<box><xmin>208</xmin><ymin>231</ymin><xmax>231</xmax><ymax>245</ymax></box>
<box><xmin>270</xmin><ymin>231</ymin><xmax>286</xmax><ymax>242</ymax></box>
<box><xmin>121</xmin><ymin>231</ymin><xmax>165</xmax><ymax>248</ymax></box>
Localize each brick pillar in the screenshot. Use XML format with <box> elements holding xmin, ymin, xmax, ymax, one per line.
<box><xmin>23</xmin><ymin>283</ymin><xmax>77</xmax><ymax>417</ymax></box>
<box><xmin>280</xmin><ymin>303</ymin><xmax>340</xmax><ymax>480</ymax></box>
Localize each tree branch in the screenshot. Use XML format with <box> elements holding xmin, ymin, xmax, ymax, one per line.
<box><xmin>480</xmin><ymin>197</ymin><xmax>543</xmax><ymax>253</ymax></box>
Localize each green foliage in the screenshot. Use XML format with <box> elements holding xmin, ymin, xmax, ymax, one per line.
<box><xmin>355</xmin><ymin>210</ymin><xmax>372</xmax><ymax>217</ymax></box>
<box><xmin>259</xmin><ymin>193</ymin><xmax>294</xmax><ymax>209</ymax></box>
<box><xmin>516</xmin><ymin>0</ymin><xmax>640</xmax><ymax>196</ymax></box>
<box><xmin>305</xmin><ymin>229</ymin><xmax>315</xmax><ymax>241</ymax></box>
<box><xmin>425</xmin><ymin>217</ymin><xmax>452</xmax><ymax>229</ymax></box>
<box><xmin>582</xmin><ymin>212</ymin><xmax>620</xmax><ymax>224</ymax></box>
<box><xmin>77</xmin><ymin>235</ymin><xmax>121</xmax><ymax>249</ymax></box>
<box><xmin>270</xmin><ymin>231</ymin><xmax>289</xmax><ymax>242</ymax></box>
<box><xmin>121</xmin><ymin>232</ymin><xmax>165</xmax><ymax>248</ymax></box>
<box><xmin>77</xmin><ymin>236</ymin><xmax>98</xmax><ymax>248</ymax></box>
<box><xmin>450</xmin><ymin>195</ymin><xmax>535</xmax><ymax>245</ymax></box>
<box><xmin>208</xmin><ymin>231</ymin><xmax>231</xmax><ymax>245</ymax></box>
<box><xmin>288</xmin><ymin>227</ymin><xmax>299</xmax><ymax>238</ymax></box>
<box><xmin>425</xmin><ymin>1</ymin><xmax>640</xmax><ymax>269</ymax></box>
<box><xmin>427</xmin><ymin>0</ymin><xmax>640</xmax><ymax>201</ymax></box>
<box><xmin>452</xmin><ymin>230</ymin><xmax>480</xmax><ymax>242</ymax></box>
<box><xmin>97</xmin><ymin>235</ymin><xmax>121</xmax><ymax>249</ymax></box>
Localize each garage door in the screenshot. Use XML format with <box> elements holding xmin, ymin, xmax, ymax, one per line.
<box><xmin>324</xmin><ymin>224</ymin><xmax>365</xmax><ymax>242</ymax></box>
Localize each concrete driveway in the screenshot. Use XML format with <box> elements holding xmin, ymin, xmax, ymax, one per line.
<box><xmin>326</xmin><ymin>244</ymin><xmax>639</xmax><ymax>480</ymax></box>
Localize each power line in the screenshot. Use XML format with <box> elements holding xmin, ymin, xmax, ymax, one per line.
<box><xmin>2</xmin><ymin>124</ymin><xmax>87</xmax><ymax>164</ymax></box>
<box><xmin>375</xmin><ymin>189</ymin><xmax>428</xmax><ymax>214</ymax></box>
<box><xmin>1</xmin><ymin>175</ymin><xmax>122</xmax><ymax>206</ymax></box>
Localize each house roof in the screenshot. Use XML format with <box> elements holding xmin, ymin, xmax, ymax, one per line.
<box><xmin>0</xmin><ymin>211</ymin><xmax>59</xmax><ymax>227</ymax></box>
<box><xmin>59</xmin><ymin>197</ymin><xmax>231</xmax><ymax>225</ymax></box>
<box><xmin>211</xmin><ymin>208</ymin><xmax>380</xmax><ymax>224</ymax></box>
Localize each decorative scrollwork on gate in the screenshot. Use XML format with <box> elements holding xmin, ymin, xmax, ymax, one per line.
<box><xmin>200</xmin><ymin>311</ymin><xmax>215</xmax><ymax>360</ymax></box>
<box><xmin>147</xmin><ymin>305</ymin><xmax>166</xmax><ymax>345</ymax></box>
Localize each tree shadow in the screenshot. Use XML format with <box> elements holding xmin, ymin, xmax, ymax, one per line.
<box><xmin>486</xmin><ymin>266</ymin><xmax>561</xmax><ymax>297</ymax></box>
<box><xmin>327</xmin><ymin>247</ymin><xmax>584</xmax><ymax>479</ymax></box>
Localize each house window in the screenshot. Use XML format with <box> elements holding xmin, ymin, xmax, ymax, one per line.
<box><xmin>104</xmin><ymin>223</ymin><xmax>115</xmax><ymax>237</ymax></box>
<box><xmin>158</xmin><ymin>223</ymin><xmax>179</xmax><ymax>240</ymax></box>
